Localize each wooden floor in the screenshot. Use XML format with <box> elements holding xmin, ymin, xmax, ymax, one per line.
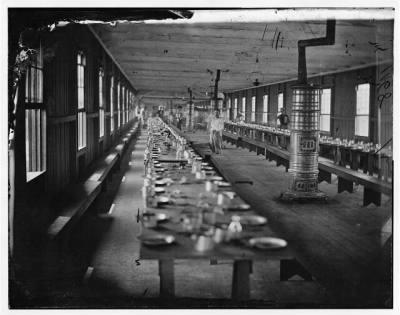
<box><xmin>182</xmin><ymin>130</ymin><xmax>392</xmax><ymax>307</ymax></box>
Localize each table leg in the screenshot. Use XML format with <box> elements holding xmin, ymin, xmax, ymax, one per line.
<box><xmin>159</xmin><ymin>259</ymin><xmax>175</xmax><ymax>298</ymax></box>
<box><xmin>231</xmin><ymin>260</ymin><xmax>251</xmax><ymax>300</ymax></box>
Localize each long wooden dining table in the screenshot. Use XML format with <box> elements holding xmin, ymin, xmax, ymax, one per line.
<box><xmin>138</xmin><ymin>131</ymin><xmax>294</xmax><ymax>300</ymax></box>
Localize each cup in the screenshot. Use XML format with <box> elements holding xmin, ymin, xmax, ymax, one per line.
<box><xmin>205</xmin><ymin>180</ymin><xmax>217</xmax><ymax>192</ymax></box>
<box><xmin>195</xmin><ymin>235</ymin><xmax>215</xmax><ymax>252</ymax></box>
<box><xmin>213</xmin><ymin>228</ymin><xmax>226</xmax><ymax>244</ymax></box>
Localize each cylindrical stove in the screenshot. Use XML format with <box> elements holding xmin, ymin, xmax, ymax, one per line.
<box><xmin>281</xmin><ymin>85</ymin><xmax>326</xmax><ymax>200</ymax></box>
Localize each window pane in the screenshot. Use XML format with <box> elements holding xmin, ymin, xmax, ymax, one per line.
<box><xmin>263</xmin><ymin>95</ymin><xmax>269</xmax><ymax>123</ymax></box>
<box><xmin>356</xmin><ymin>83</ymin><xmax>370</xmax><ymax>115</ymax></box>
<box><xmin>278</xmin><ymin>93</ymin><xmax>284</xmax><ymax>112</ymax></box>
<box><xmin>78</xmin><ymin>111</ymin><xmax>87</xmax><ymax>150</ymax></box>
<box><xmin>234</xmin><ymin>98</ymin><xmax>238</xmax><ymax>119</ymax></box>
<box><xmin>25</xmin><ymin>110</ymin><xmax>31</xmax><ymax>172</ymax></box>
<box><xmin>320</xmin><ymin>115</ymin><xmax>330</xmax><ymax>132</ymax></box>
<box><xmin>355</xmin><ymin>115</ymin><xmax>369</xmax><ymax>137</ymax></box>
<box><xmin>320</xmin><ymin>89</ymin><xmax>331</xmax><ymax>114</ymax></box>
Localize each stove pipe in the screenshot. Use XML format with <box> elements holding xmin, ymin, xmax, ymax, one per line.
<box><xmin>282</xmin><ymin>20</ymin><xmax>335</xmax><ymax>201</ymax></box>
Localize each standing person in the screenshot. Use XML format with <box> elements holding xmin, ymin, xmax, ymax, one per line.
<box><xmin>277</xmin><ymin>108</ymin><xmax>290</xmax><ymax>149</ymax></box>
<box><xmin>207</xmin><ymin>111</ymin><xmax>215</xmax><ymax>149</ymax></box>
<box><xmin>277</xmin><ymin>108</ymin><xmax>290</xmax><ymax>129</ymax></box>
<box><xmin>176</xmin><ymin>106</ymin><xmax>183</xmax><ymax>130</ymax></box>
<box><xmin>210</xmin><ymin>110</ymin><xmax>225</xmax><ymax>154</ymax></box>
<box><xmin>137</xmin><ymin>105</ymin><xmax>145</xmax><ymax>126</ymax></box>
<box><xmin>237</xmin><ymin>111</ymin><xmax>245</xmax><ymax>124</ymax></box>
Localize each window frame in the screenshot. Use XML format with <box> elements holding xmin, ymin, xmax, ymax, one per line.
<box><xmin>25</xmin><ymin>42</ymin><xmax>47</xmax><ymax>182</ymax></box>
<box><xmin>227</xmin><ymin>97</ymin><xmax>231</xmax><ymax>120</ymax></box>
<box><xmin>251</xmin><ymin>96</ymin><xmax>256</xmax><ymax>122</ymax></box>
<box><xmin>234</xmin><ymin>98</ymin><xmax>238</xmax><ymax>119</ymax></box>
<box><xmin>320</xmin><ymin>88</ymin><xmax>332</xmax><ymax>134</ymax></box>
<box><xmin>98</xmin><ymin>67</ymin><xmax>105</xmax><ymax>139</ymax></box>
<box><xmin>241</xmin><ymin>96</ymin><xmax>246</xmax><ymax>121</ymax></box>
<box><xmin>262</xmin><ymin>94</ymin><xmax>269</xmax><ymax>124</ymax></box>
<box><xmin>117</xmin><ymin>80</ymin><xmax>121</xmax><ymax>128</ymax></box>
<box><xmin>110</xmin><ymin>75</ymin><xmax>114</xmax><ymax>133</ymax></box>
<box><xmin>355</xmin><ymin>83</ymin><xmax>370</xmax><ymax>138</ymax></box>
<box><xmin>278</xmin><ymin>92</ymin><xmax>284</xmax><ymax>112</ymax></box>
<box><xmin>77</xmin><ymin>51</ymin><xmax>87</xmax><ymax>151</ymax></box>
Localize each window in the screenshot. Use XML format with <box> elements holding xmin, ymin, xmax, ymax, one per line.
<box><xmin>251</xmin><ymin>96</ymin><xmax>256</xmax><ymax>122</ymax></box>
<box><xmin>99</xmin><ymin>67</ymin><xmax>105</xmax><ymax>138</ymax></box>
<box><xmin>320</xmin><ymin>88</ymin><xmax>331</xmax><ymax>133</ymax></box>
<box><xmin>278</xmin><ymin>92</ymin><xmax>284</xmax><ymax>112</ymax></box>
<box><xmin>241</xmin><ymin>97</ymin><xmax>246</xmax><ymax>121</ymax></box>
<box><xmin>25</xmin><ymin>43</ymin><xmax>46</xmax><ymax>181</ymax></box>
<box><xmin>117</xmin><ymin>81</ymin><xmax>121</xmax><ymax>128</ymax></box>
<box><xmin>234</xmin><ymin>98</ymin><xmax>238</xmax><ymax>119</ymax></box>
<box><xmin>227</xmin><ymin>97</ymin><xmax>231</xmax><ymax>120</ymax></box>
<box><xmin>77</xmin><ymin>51</ymin><xmax>86</xmax><ymax>150</ymax></box>
<box><xmin>355</xmin><ymin>83</ymin><xmax>370</xmax><ymax>137</ymax></box>
<box><xmin>121</xmin><ymin>85</ymin><xmax>125</xmax><ymax>125</ymax></box>
<box><xmin>125</xmin><ymin>88</ymin><xmax>128</xmax><ymax>124</ymax></box>
<box><xmin>110</xmin><ymin>76</ymin><xmax>114</xmax><ymax>133</ymax></box>
<box><xmin>263</xmin><ymin>95</ymin><xmax>269</xmax><ymax>123</ymax></box>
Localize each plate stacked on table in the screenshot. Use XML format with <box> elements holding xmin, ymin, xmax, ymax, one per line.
<box><xmin>238</xmin><ymin>215</ymin><xmax>267</xmax><ymax>226</ymax></box>
<box><xmin>156</xmin><ymin>213</ymin><xmax>170</xmax><ymax>223</ymax></box>
<box><xmin>248</xmin><ymin>237</ymin><xmax>287</xmax><ymax>250</ymax></box>
<box><xmin>140</xmin><ymin>234</ymin><xmax>175</xmax><ymax>246</ymax></box>
<box><xmin>154</xmin><ymin>187</ymin><xmax>166</xmax><ymax>194</ymax></box>
<box><xmin>155</xmin><ymin>180</ymin><xmax>167</xmax><ymax>187</ymax></box>
<box><xmin>217</xmin><ymin>181</ymin><xmax>231</xmax><ymax>188</ymax></box>
<box><xmin>225</xmin><ymin>203</ymin><xmax>251</xmax><ymax>211</ymax></box>
<box><xmin>156</xmin><ymin>195</ymin><xmax>170</xmax><ymax>205</ymax></box>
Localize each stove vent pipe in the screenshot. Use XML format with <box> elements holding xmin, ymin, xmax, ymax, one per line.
<box><xmin>298</xmin><ymin>20</ymin><xmax>336</xmax><ymax>85</ymax></box>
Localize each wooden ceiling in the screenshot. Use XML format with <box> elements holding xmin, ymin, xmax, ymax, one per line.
<box><xmin>91</xmin><ymin>10</ymin><xmax>393</xmax><ymax>107</ymax></box>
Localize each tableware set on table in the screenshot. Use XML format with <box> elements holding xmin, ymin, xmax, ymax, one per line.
<box><xmin>139</xmin><ymin>118</ymin><xmax>288</xmax><ymax>253</ymax></box>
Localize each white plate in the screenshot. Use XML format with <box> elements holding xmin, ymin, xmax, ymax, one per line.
<box><xmin>156</xmin><ymin>196</ymin><xmax>170</xmax><ymax>204</ymax></box>
<box><xmin>226</xmin><ymin>203</ymin><xmax>251</xmax><ymax>211</ymax></box>
<box><xmin>238</xmin><ymin>215</ymin><xmax>268</xmax><ymax>226</ymax></box>
<box><xmin>154</xmin><ymin>187</ymin><xmax>165</xmax><ymax>194</ymax></box>
<box><xmin>155</xmin><ymin>180</ymin><xmax>167</xmax><ymax>186</ymax></box>
<box><xmin>209</xmin><ymin>176</ymin><xmax>223</xmax><ymax>181</ymax></box>
<box><xmin>217</xmin><ymin>181</ymin><xmax>231</xmax><ymax>187</ymax></box>
<box><xmin>156</xmin><ymin>213</ymin><xmax>170</xmax><ymax>222</ymax></box>
<box><xmin>202</xmin><ymin>166</ymin><xmax>214</xmax><ymax>171</ymax></box>
<box><xmin>141</xmin><ymin>234</ymin><xmax>175</xmax><ymax>246</ymax></box>
<box><xmin>248</xmin><ymin>237</ymin><xmax>287</xmax><ymax>250</ymax></box>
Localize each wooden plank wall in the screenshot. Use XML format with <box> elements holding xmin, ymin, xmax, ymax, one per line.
<box><xmin>20</xmin><ymin>24</ymin><xmax>137</xmax><ymax>197</ymax></box>
<box><xmin>225</xmin><ymin>65</ymin><xmax>392</xmax><ymax>144</ymax></box>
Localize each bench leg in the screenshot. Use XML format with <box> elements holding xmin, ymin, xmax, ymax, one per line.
<box><xmin>276</xmin><ymin>156</ymin><xmax>282</xmax><ymax>167</ymax></box>
<box><xmin>338</xmin><ymin>177</ymin><xmax>353</xmax><ymax>193</ymax></box>
<box><xmin>232</xmin><ymin>260</ymin><xmax>251</xmax><ymax>300</ymax></box>
<box><xmin>363</xmin><ymin>187</ymin><xmax>381</xmax><ymax>207</ymax></box>
<box><xmin>159</xmin><ymin>259</ymin><xmax>175</xmax><ymax>298</ymax></box>
<box><xmin>280</xmin><ymin>259</ymin><xmax>313</xmax><ymax>281</ymax></box>
<box><xmin>318</xmin><ymin>169</ymin><xmax>332</xmax><ymax>183</ymax></box>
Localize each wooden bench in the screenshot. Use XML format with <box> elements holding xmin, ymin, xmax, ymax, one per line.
<box><xmin>87</xmin><ymin>152</ymin><xmax>120</xmax><ymax>191</ymax></box>
<box><xmin>47</xmin><ymin>124</ymin><xmax>140</xmax><ymax>242</ymax></box>
<box><xmin>47</xmin><ymin>181</ymin><xmax>102</xmax><ymax>243</ymax></box>
<box><xmin>319</xmin><ymin>159</ymin><xmax>392</xmax><ymax>206</ymax></box>
<box><xmin>223</xmin><ymin>131</ymin><xmax>290</xmax><ymax>171</ymax></box>
<box><xmin>223</xmin><ymin>130</ymin><xmax>392</xmax><ymax>207</ymax></box>
<box><xmin>86</xmin><ymin>125</ymin><xmax>139</xmax><ymax>190</ymax></box>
